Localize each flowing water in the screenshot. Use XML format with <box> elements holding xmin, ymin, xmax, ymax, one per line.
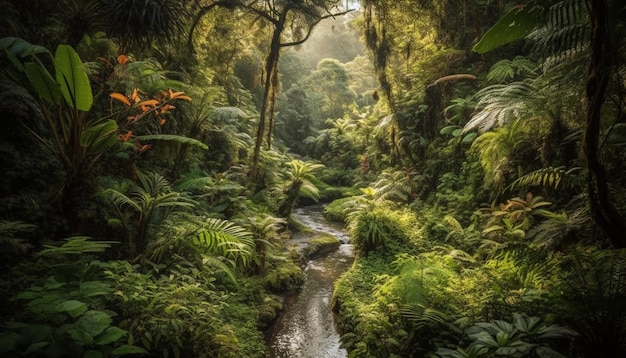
<box><xmin>266</xmin><ymin>204</ymin><xmax>354</xmax><ymax>358</ymax></box>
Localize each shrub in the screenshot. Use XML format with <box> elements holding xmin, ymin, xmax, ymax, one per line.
<box><xmin>263</xmin><ymin>256</ymin><xmax>305</xmax><ymax>293</ymax></box>
<box><xmin>349</xmin><ymin>208</ymin><xmax>417</xmax><ymax>255</ymax></box>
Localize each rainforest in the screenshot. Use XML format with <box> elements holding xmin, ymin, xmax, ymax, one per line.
<box><xmin>1</xmin><ymin>0</ymin><xmax>625</xmax><ymax>357</ymax></box>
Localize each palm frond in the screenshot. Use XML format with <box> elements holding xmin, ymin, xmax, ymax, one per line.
<box><xmin>101</xmin><ymin>188</ymin><xmax>142</xmax><ymax>212</ymax></box>
<box><xmin>104</xmin><ymin>0</ymin><xmax>190</xmax><ymax>49</ymax></box>
<box><xmin>399</xmin><ymin>303</ymin><xmax>452</xmax><ymax>330</ymax></box>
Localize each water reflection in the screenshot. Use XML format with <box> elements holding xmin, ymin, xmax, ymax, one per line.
<box><xmin>266</xmin><ymin>205</ymin><xmax>354</xmax><ymax>358</ymax></box>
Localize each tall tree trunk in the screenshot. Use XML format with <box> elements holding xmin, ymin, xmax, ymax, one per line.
<box><xmin>266</xmin><ymin>66</ymin><xmax>280</xmax><ymax>149</ymax></box>
<box><xmin>584</xmin><ymin>0</ymin><xmax>626</xmax><ymax>247</ymax></box>
<box><xmin>249</xmin><ymin>12</ymin><xmax>286</xmax><ymax>185</ymax></box>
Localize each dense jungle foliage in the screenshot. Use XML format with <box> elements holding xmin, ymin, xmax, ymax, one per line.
<box><xmin>1</xmin><ymin>0</ymin><xmax>625</xmax><ymax>357</ymax></box>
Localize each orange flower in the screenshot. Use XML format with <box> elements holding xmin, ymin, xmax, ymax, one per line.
<box><xmin>168</xmin><ymin>89</ymin><xmax>192</xmax><ymax>101</ymax></box>
<box><xmin>119</xmin><ymin>130</ymin><xmax>133</xmax><ymax>142</ymax></box>
<box><xmin>110</xmin><ymin>92</ymin><xmax>131</xmax><ymax>107</ymax></box>
<box><xmin>135</xmin><ymin>141</ymin><xmax>151</xmax><ymax>153</ymax></box>
<box><xmin>160</xmin><ymin>104</ymin><xmax>176</xmax><ymax>114</ymax></box>
<box><xmin>130</xmin><ymin>89</ymin><xmax>140</xmax><ymax>104</ymax></box>
<box><xmin>117</xmin><ymin>54</ymin><xmax>129</xmax><ymax>66</ymax></box>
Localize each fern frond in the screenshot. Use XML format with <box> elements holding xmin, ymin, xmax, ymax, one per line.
<box><xmin>486</xmin><ymin>56</ymin><xmax>539</xmax><ymax>83</ymax></box>
<box><xmin>464</xmin><ymin>81</ymin><xmax>542</xmax><ymax>133</ymax></box>
<box><xmin>508</xmin><ymin>166</ymin><xmax>583</xmax><ymax>191</ymax></box>
<box><xmin>193</xmin><ymin>218</ymin><xmax>254</xmax><ymax>267</ymax></box>
<box><xmin>101</xmin><ymin>188</ymin><xmax>142</xmax><ymax>212</ymax></box>
<box><xmin>38</xmin><ymin>237</ymin><xmax>118</xmax><ymax>256</ymax></box>
<box><xmin>400</xmin><ymin>303</ymin><xmax>450</xmax><ymax>329</ymax></box>
<box><xmin>134</xmin><ymin>134</ymin><xmax>208</xmax><ymax>150</ymax></box>
<box><xmin>211</xmin><ymin>107</ymin><xmax>247</xmax><ymax>123</ymax></box>
<box><xmin>529</xmin><ymin>0</ymin><xmax>589</xmax><ymax>67</ymax></box>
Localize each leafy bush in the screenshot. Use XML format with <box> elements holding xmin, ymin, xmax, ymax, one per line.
<box><xmin>100</xmin><ymin>259</ymin><xmax>267</xmax><ymax>357</ymax></box>
<box><xmin>348</xmin><ymin>208</ymin><xmax>417</xmax><ymax>255</ymax></box>
<box><xmin>436</xmin><ymin>314</ymin><xmax>576</xmax><ymax>358</ymax></box>
<box><xmin>262</xmin><ymin>256</ymin><xmax>305</xmax><ymax>293</ymax></box>
<box><xmin>0</xmin><ymin>275</ymin><xmax>144</xmax><ymax>358</ymax></box>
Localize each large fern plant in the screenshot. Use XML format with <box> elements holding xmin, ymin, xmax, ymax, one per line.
<box><xmin>102</xmin><ymin>172</ymin><xmax>196</xmax><ymax>259</ymax></box>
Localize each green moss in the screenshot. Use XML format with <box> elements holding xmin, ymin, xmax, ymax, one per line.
<box><xmin>323</xmin><ymin>197</ymin><xmax>353</xmax><ymax>222</ymax></box>
<box><xmin>305</xmin><ymin>233</ymin><xmax>341</xmax><ymax>259</ymax></box>
<box><xmin>287</xmin><ymin>214</ymin><xmax>314</xmax><ymax>233</ymax></box>
<box><xmin>263</xmin><ymin>256</ymin><xmax>305</xmax><ymax>293</ymax></box>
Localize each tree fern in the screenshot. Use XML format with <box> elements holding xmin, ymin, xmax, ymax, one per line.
<box><xmin>101</xmin><ymin>172</ymin><xmax>196</xmax><ymax>257</ymax></box>
<box><xmin>211</xmin><ymin>107</ymin><xmax>247</xmax><ymax>123</ymax></box>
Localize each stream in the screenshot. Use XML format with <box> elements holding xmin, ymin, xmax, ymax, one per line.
<box><xmin>265</xmin><ymin>204</ymin><xmax>354</xmax><ymax>358</ymax></box>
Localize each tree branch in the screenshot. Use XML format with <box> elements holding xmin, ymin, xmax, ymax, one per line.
<box><xmin>280</xmin><ymin>9</ymin><xmax>353</xmax><ymax>47</ymax></box>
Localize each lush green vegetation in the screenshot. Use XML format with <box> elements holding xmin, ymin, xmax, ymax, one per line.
<box><xmin>1</xmin><ymin>0</ymin><xmax>625</xmax><ymax>357</ymax></box>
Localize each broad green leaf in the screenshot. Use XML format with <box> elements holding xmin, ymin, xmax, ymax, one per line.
<box><xmin>94</xmin><ymin>327</ymin><xmax>126</xmax><ymax>345</ymax></box>
<box><xmin>68</xmin><ymin>328</ymin><xmax>94</xmax><ymax>345</ymax></box>
<box><xmin>80</xmin><ymin>281</ymin><xmax>111</xmax><ymax>297</ymax></box>
<box><xmin>111</xmin><ymin>344</ymin><xmax>148</xmax><ymax>356</ymax></box>
<box><xmin>0</xmin><ymin>37</ymin><xmax>49</xmax><ymax>58</ymax></box>
<box><xmin>0</xmin><ymin>36</ymin><xmax>20</xmax><ymax>50</ymax></box>
<box><xmin>25</xmin><ymin>62</ymin><xmax>62</xmax><ymax>104</ymax></box>
<box><xmin>15</xmin><ymin>290</ymin><xmax>40</xmax><ymax>300</ymax></box>
<box><xmin>472</xmin><ymin>6</ymin><xmax>542</xmax><ymax>54</ymax></box>
<box><xmin>440</xmin><ymin>125</ymin><xmax>461</xmax><ymax>135</ymax></box>
<box><xmin>80</xmin><ymin>120</ymin><xmax>119</xmax><ymax>153</ymax></box>
<box><xmin>134</xmin><ymin>134</ymin><xmax>208</xmax><ymax>150</ymax></box>
<box><xmin>76</xmin><ymin>310</ymin><xmax>112</xmax><ymax>337</ymax></box>
<box><xmin>54</xmin><ymin>300</ymin><xmax>87</xmax><ymax>315</ymax></box>
<box><xmin>55</xmin><ymin>44</ymin><xmax>93</xmax><ymax>111</ymax></box>
<box><xmin>24</xmin><ymin>341</ymin><xmax>49</xmax><ymax>354</ymax></box>
<box><xmin>462</xmin><ymin>132</ymin><xmax>477</xmax><ymax>143</ymax></box>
